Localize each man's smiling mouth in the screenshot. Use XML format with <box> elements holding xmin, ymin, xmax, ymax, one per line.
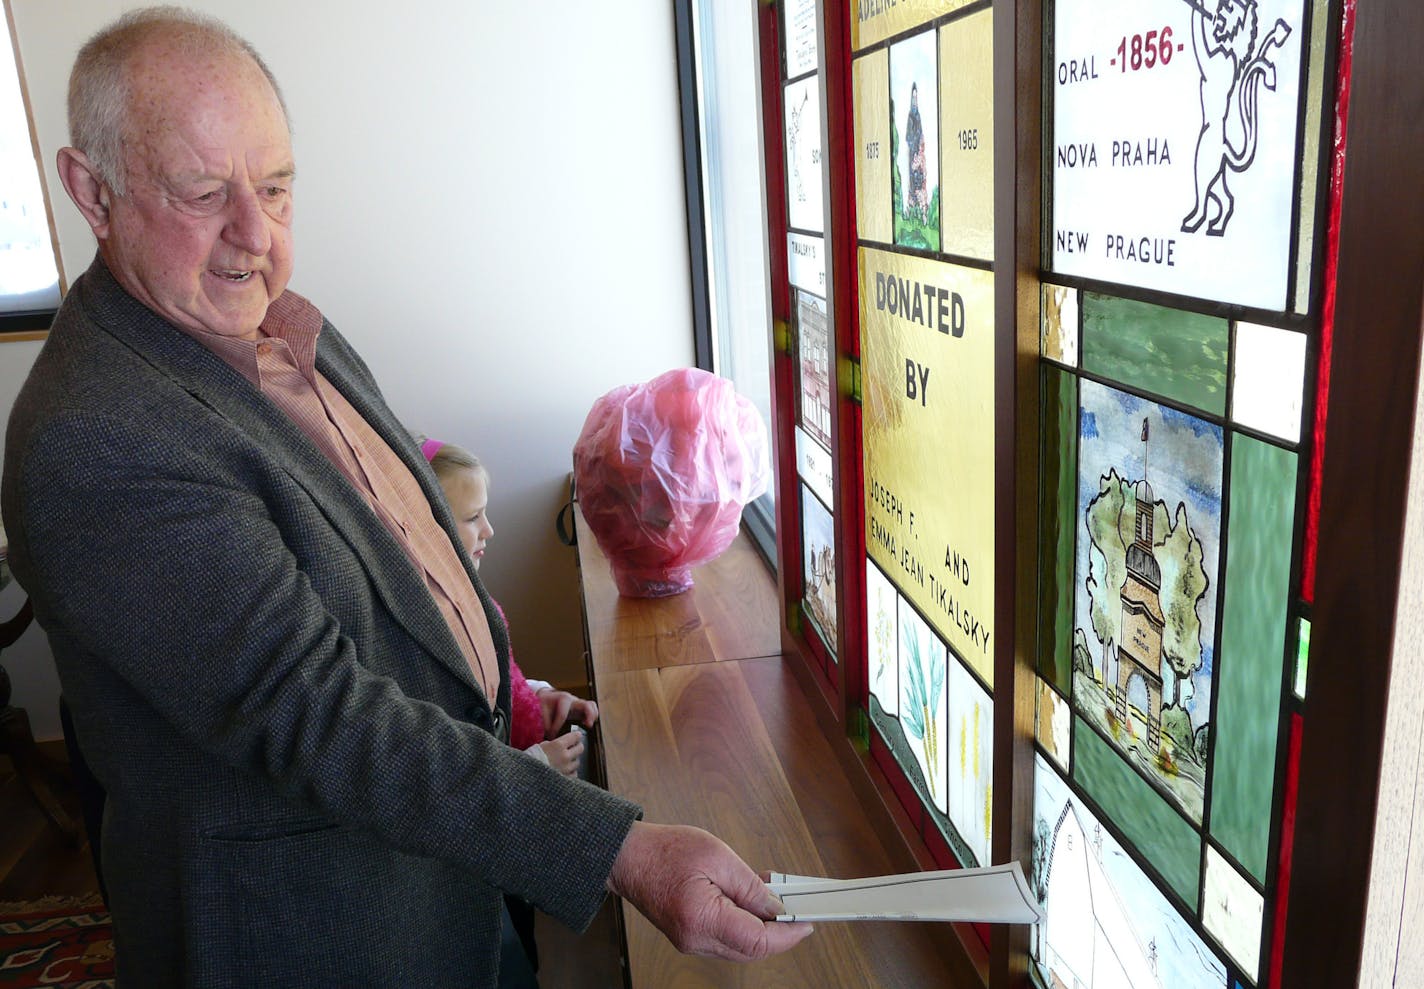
<box><xmin>212</xmin><ymin>269</ymin><xmax>253</xmax><ymax>282</ymax></box>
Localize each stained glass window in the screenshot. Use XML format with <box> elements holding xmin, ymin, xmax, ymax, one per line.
<box><xmin>1032</xmin><ymin>0</ymin><xmax>1332</xmax><ymax>984</ymax></box>
<box><xmin>775</xmin><ymin>0</ymin><xmax>838</xmax><ymax>666</ymax></box>
<box><xmin>853</xmin><ymin>0</ymin><xmax>996</xmax><ymax>875</ymax></box>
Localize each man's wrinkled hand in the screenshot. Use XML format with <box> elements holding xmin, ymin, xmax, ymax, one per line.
<box><xmin>607</xmin><ymin>821</ymin><xmax>815</xmax><ymax>962</ymax></box>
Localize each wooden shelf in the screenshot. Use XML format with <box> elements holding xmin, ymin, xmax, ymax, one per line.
<box><xmin>573</xmin><ymin>507</ymin><xmax>978</xmax><ymax>987</ymax></box>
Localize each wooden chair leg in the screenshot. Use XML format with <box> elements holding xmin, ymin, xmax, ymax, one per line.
<box><xmin>0</xmin><ymin>703</ymin><xmax>82</xmax><ymax>846</ymax></box>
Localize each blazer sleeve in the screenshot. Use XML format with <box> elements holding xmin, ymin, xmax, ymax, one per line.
<box><xmin>9</xmin><ymin>405</ymin><xmax>639</xmax><ymax>930</ymax></box>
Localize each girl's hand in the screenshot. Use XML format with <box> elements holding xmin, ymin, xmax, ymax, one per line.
<box><xmin>538</xmin><ymin>729</ymin><xmax>585</xmax><ymax>778</ymax></box>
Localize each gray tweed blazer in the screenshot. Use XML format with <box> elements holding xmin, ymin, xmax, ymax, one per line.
<box><xmin>2</xmin><ymin>257</ymin><xmax>640</xmax><ymax>988</ymax></box>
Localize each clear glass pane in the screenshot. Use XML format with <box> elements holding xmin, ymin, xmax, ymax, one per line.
<box><xmin>1203</xmin><ymin>845</ymin><xmax>1266</xmax><ymax>982</ymax></box>
<box><xmin>1232</xmin><ymin>322</ymin><xmax>1308</xmax><ymax>443</ymax></box>
<box><xmin>0</xmin><ymin>30</ymin><xmax>59</xmax><ymax>312</ymax></box>
<box><xmin>694</xmin><ymin>0</ymin><xmax>774</xmax><ymax>524</ymax></box>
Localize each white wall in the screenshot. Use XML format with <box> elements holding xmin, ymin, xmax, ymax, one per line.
<box><xmin>3</xmin><ymin>1</ymin><xmax>696</xmax><ymax>739</ymax></box>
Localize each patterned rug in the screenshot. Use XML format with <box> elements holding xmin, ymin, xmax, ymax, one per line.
<box><xmin>0</xmin><ymin>894</ymin><xmax>114</xmax><ymax>988</ymax></box>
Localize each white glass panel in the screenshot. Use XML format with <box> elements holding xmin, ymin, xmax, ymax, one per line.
<box><xmin>867</xmin><ymin>558</ymin><xmax>900</xmax><ymax>717</ymax></box>
<box><xmin>1232</xmin><ymin>321</ymin><xmax>1307</xmax><ymax>443</ymax></box>
<box><xmin>796</xmin><ymin>425</ymin><xmax>834</xmax><ymax>508</ymax></box>
<box><xmin>783</xmin><ymin>0</ymin><xmax>818</xmax><ymax>79</ymax></box>
<box><xmin>1051</xmin><ymin>0</ymin><xmax>1308</xmax><ymax>310</ymax></box>
<box><xmin>1032</xmin><ymin>756</ymin><xmax>1229</xmax><ymax>988</ymax></box>
<box><xmin>788</xmin><ymin>232</ymin><xmax>827</xmax><ymax>295</ymax></box>
<box><xmin>898</xmin><ymin>599</ymin><xmax>948</xmax><ymax>815</ymax></box>
<box><xmin>784</xmin><ymin>74</ymin><xmax>824</xmax><ymax>234</ymax></box>
<box><xmin>0</xmin><ymin>30</ymin><xmax>59</xmax><ymax>311</ymax></box>
<box><xmin>947</xmin><ymin>656</ymin><xmax>992</xmax><ymax>866</ymax></box>
<box><xmin>1203</xmin><ymin>844</ymin><xmax>1265</xmax><ymax>982</ymax></box>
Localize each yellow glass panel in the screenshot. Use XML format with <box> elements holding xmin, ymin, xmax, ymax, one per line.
<box><xmin>854</xmin><ymin>0</ymin><xmax>979</xmax><ymax>53</ymax></box>
<box><xmin>939</xmin><ymin>7</ymin><xmax>994</xmax><ymax>260</ymax></box>
<box><xmin>860</xmin><ymin>247</ymin><xmax>995</xmax><ymax>684</ymax></box>
<box><xmin>1293</xmin><ymin>0</ymin><xmax>1332</xmax><ymax>314</ymax></box>
<box><xmin>854</xmin><ymin>50</ymin><xmax>893</xmax><ymax>244</ymax></box>
<box><xmin>1041</xmin><ymin>283</ymin><xmax>1079</xmax><ymax>364</ymax></box>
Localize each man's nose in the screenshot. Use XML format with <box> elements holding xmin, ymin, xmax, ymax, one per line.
<box><xmin>224</xmin><ymin>189</ymin><xmax>271</xmax><ymax>255</ymax></box>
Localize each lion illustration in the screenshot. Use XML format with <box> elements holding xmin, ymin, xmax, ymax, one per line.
<box><xmin>1181</xmin><ymin>0</ymin><xmax>1292</xmax><ymax>237</ymax></box>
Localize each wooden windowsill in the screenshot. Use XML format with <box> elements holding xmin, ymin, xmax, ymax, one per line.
<box><xmin>572</xmin><ymin>506</ymin><xmax>978</xmax><ymax>987</ymax></box>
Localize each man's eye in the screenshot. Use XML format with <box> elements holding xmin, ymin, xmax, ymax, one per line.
<box><xmin>193</xmin><ymin>191</ymin><xmax>220</xmax><ymax>203</ymax></box>
<box><xmin>262</xmin><ymin>186</ymin><xmax>288</xmax><ymax>198</ymax></box>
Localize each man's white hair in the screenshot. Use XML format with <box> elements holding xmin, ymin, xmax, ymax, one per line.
<box><xmin>67</xmin><ymin>5</ymin><xmax>290</xmax><ymax>196</ymax></box>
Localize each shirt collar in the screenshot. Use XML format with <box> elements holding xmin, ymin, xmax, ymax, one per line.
<box><xmin>172</xmin><ymin>290</ymin><xmax>324</xmax><ymax>388</ymax></box>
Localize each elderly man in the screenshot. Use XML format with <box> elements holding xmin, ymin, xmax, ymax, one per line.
<box><xmin>2</xmin><ymin>8</ymin><xmax>810</xmax><ymax>987</ymax></box>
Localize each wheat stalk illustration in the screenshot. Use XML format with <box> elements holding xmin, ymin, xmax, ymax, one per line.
<box><xmin>902</xmin><ymin>625</ymin><xmax>945</xmax><ymax>798</ymax></box>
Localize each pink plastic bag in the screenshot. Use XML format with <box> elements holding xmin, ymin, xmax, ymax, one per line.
<box><xmin>573</xmin><ymin>368</ymin><xmax>770</xmax><ymax>597</ymax></box>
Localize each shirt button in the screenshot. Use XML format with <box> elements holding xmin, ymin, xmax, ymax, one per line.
<box><xmin>257</xmin><ymin>342</ymin><xmax>272</xmax><ymax>356</ymax></box>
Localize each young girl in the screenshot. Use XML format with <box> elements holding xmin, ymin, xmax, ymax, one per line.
<box><xmin>420</xmin><ymin>438</ymin><xmax>598</xmax><ymax>775</ymax></box>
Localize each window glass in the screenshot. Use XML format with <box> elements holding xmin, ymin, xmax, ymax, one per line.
<box><xmin>0</xmin><ymin>24</ymin><xmax>58</xmax><ymax>315</ymax></box>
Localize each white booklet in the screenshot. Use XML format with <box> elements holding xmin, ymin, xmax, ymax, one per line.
<box><xmin>768</xmin><ymin>861</ymin><xmax>1043</xmax><ymax>924</ymax></box>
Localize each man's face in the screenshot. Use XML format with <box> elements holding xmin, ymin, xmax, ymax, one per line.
<box><xmin>100</xmin><ymin>46</ymin><xmax>294</xmax><ymax>341</ymax></box>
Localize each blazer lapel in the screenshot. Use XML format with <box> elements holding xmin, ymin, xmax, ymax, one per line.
<box><xmin>75</xmin><ymin>261</ymin><xmax>484</xmax><ymax>695</ymax></box>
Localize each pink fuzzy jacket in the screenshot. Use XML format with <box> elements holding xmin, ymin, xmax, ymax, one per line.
<box><xmin>496</xmin><ymin>600</ymin><xmax>546</xmax><ymax>751</ymax></box>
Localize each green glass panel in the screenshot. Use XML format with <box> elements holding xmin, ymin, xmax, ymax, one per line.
<box><xmin>1210</xmin><ymin>436</ymin><xmax>1298</xmax><ymax>883</ymax></box>
<box><xmin>1081</xmin><ymin>293</ymin><xmax>1229</xmax><ymax>416</ymax></box>
<box><xmin>1295</xmin><ymin>617</ymin><xmax>1311</xmax><ymax>699</ymax></box>
<box><xmin>1037</xmin><ymin>367</ymin><xmax>1077</xmax><ymax>692</ymax></box>
<box><xmin>1073</xmin><ymin>717</ymin><xmax>1201</xmax><ymax>908</ymax></box>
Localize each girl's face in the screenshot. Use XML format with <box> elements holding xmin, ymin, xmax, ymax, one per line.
<box><xmin>444</xmin><ymin>467</ymin><xmax>494</xmax><ymax>568</ymax></box>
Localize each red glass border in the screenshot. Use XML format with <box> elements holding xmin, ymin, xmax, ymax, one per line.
<box><xmin>1302</xmin><ymin>0</ymin><xmax>1357</xmax><ymax>603</ymax></box>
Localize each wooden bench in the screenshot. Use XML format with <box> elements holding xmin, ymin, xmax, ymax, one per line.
<box><xmin>572</xmin><ymin>506</ymin><xmax>980</xmax><ymax>987</ymax></box>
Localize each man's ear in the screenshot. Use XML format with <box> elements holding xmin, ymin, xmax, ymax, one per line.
<box><xmin>56</xmin><ymin>147</ymin><xmax>113</xmax><ymax>238</ymax></box>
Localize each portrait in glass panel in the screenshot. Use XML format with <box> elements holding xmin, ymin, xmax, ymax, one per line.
<box><xmin>1073</xmin><ymin>380</ymin><xmax>1223</xmax><ymax>823</ymax></box>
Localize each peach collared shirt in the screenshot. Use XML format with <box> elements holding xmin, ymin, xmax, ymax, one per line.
<box><xmin>177</xmin><ymin>292</ymin><xmax>499</xmax><ymax>707</ymax></box>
